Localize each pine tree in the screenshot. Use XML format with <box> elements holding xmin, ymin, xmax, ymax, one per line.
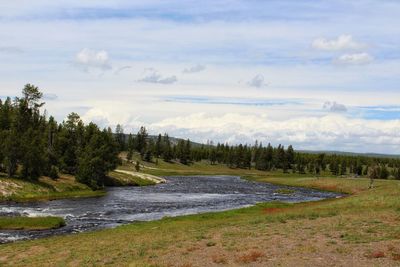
<box><xmin>20</xmin><ymin>128</ymin><xmax>45</xmax><ymax>180</ymax></box>
<box><xmin>76</xmin><ymin>126</ymin><xmax>119</xmax><ymax>189</ymax></box>
<box><xmin>162</xmin><ymin>134</ymin><xmax>173</xmax><ymax>162</ymax></box>
<box><xmin>379</xmin><ymin>164</ymin><xmax>389</xmax><ymax>179</ymax></box>
<box><xmin>340</xmin><ymin>160</ymin><xmax>347</xmax><ymax>175</ymax></box>
<box><xmin>136</xmin><ymin>126</ymin><xmax>148</xmax><ymax>158</ymax></box>
<box><xmin>57</xmin><ymin>113</ymin><xmax>82</xmax><ymax>174</ymax></box>
<box><xmin>286</xmin><ymin>145</ymin><xmax>295</xmax><ymax>168</ymax></box>
<box><xmin>330</xmin><ymin>157</ymin><xmax>339</xmax><ymax>176</ymax></box>
<box><xmin>3</xmin><ymin>128</ymin><xmax>19</xmax><ymax>177</ymax></box>
<box><xmin>209</xmin><ymin>149</ymin><xmax>217</xmax><ymax>165</ymax></box>
<box><xmin>155</xmin><ymin>134</ymin><xmax>162</xmax><ymax>158</ymax></box>
<box><xmin>126</xmin><ymin>134</ymin><xmax>135</xmax><ymax>161</ymax></box>
<box><xmin>115</xmin><ymin>124</ymin><xmax>125</xmax><ymax>151</ymax></box>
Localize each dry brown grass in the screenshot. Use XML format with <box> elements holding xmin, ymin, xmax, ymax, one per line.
<box><xmin>366</xmin><ymin>250</ymin><xmax>385</xmax><ymax>259</ymax></box>
<box><xmin>235</xmin><ymin>250</ymin><xmax>264</xmax><ymax>263</ymax></box>
<box><xmin>211</xmin><ymin>253</ymin><xmax>227</xmax><ymax>264</ymax></box>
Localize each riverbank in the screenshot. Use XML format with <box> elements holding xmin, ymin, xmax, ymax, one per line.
<box><xmin>0</xmin><ymin>168</ymin><xmax>166</xmax><ymax>203</ymax></box>
<box><xmin>0</xmin><ymin>174</ymin><xmax>105</xmax><ymax>203</ymax></box>
<box><xmin>1</xmin><ymin>166</ymin><xmax>399</xmax><ymax>266</ymax></box>
<box><xmin>0</xmin><ymin>216</ymin><xmax>65</xmax><ymax>231</ymax></box>
<box><xmin>106</xmin><ymin>170</ymin><xmax>166</xmax><ymax>186</ymax></box>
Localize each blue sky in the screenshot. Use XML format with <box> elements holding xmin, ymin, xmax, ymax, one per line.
<box><xmin>0</xmin><ymin>0</ymin><xmax>399</xmax><ymax>153</ymax></box>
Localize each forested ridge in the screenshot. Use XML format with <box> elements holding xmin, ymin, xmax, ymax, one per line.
<box><xmin>1</xmin><ymin>85</ymin><xmax>400</xmax><ymax>190</ymax></box>
<box><xmin>0</xmin><ymin>84</ymin><xmax>120</xmax><ymax>189</ymax></box>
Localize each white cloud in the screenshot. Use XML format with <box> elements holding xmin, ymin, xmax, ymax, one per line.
<box><xmin>137</xmin><ymin>69</ymin><xmax>177</xmax><ymax>84</ymax></box>
<box><xmin>80</xmin><ymin>107</ymin><xmax>111</xmax><ymax>127</ymax></box>
<box><xmin>183</xmin><ymin>64</ymin><xmax>206</xmax><ymax>73</ymax></box>
<box><xmin>75</xmin><ymin>48</ymin><xmax>112</xmax><ymax>72</ymax></box>
<box><xmin>312</xmin><ymin>35</ymin><xmax>365</xmax><ymax>51</ymax></box>
<box><xmin>336</xmin><ymin>52</ymin><xmax>373</xmax><ymax>65</ymax></box>
<box><xmin>150</xmin><ymin>113</ymin><xmax>400</xmax><ymax>153</ymax></box>
<box><xmin>323</xmin><ymin>101</ymin><xmax>347</xmax><ymax>112</ymax></box>
<box><xmin>247</xmin><ymin>74</ymin><xmax>267</xmax><ymax>88</ymax></box>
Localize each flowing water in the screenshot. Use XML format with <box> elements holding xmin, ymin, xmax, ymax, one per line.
<box><xmin>0</xmin><ymin>175</ymin><xmax>342</xmax><ymax>243</ymax></box>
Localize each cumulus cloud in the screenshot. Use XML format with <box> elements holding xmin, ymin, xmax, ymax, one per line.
<box><xmin>151</xmin><ymin>113</ymin><xmax>400</xmax><ymax>153</ymax></box>
<box><xmin>323</xmin><ymin>101</ymin><xmax>347</xmax><ymax>112</ymax></box>
<box><xmin>75</xmin><ymin>48</ymin><xmax>112</xmax><ymax>72</ymax></box>
<box><xmin>183</xmin><ymin>64</ymin><xmax>206</xmax><ymax>73</ymax></box>
<box><xmin>137</xmin><ymin>69</ymin><xmax>177</xmax><ymax>84</ymax></box>
<box><xmin>80</xmin><ymin>108</ymin><xmax>111</xmax><ymax>128</ymax></box>
<box><xmin>247</xmin><ymin>74</ymin><xmax>267</xmax><ymax>88</ymax></box>
<box><xmin>312</xmin><ymin>35</ymin><xmax>365</xmax><ymax>51</ymax></box>
<box><xmin>335</xmin><ymin>52</ymin><xmax>373</xmax><ymax>65</ymax></box>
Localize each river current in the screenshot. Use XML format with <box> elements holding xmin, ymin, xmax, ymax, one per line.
<box><xmin>0</xmin><ymin>175</ymin><xmax>341</xmax><ymax>243</ymax></box>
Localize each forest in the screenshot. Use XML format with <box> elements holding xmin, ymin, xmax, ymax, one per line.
<box><xmin>1</xmin><ymin>85</ymin><xmax>400</xmax><ymax>190</ymax></box>
<box><xmin>121</xmin><ymin>127</ymin><xmax>400</xmax><ymax>179</ymax></box>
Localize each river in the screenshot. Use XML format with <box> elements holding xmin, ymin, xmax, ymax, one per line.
<box><xmin>0</xmin><ymin>175</ymin><xmax>341</xmax><ymax>243</ymax></box>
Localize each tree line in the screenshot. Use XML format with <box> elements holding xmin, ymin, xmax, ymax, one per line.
<box><xmin>0</xmin><ymin>85</ymin><xmax>120</xmax><ymax>189</ymax></box>
<box><xmin>118</xmin><ymin>126</ymin><xmax>400</xmax><ymax>180</ymax></box>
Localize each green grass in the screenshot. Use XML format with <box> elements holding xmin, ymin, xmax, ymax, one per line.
<box><xmin>0</xmin><ymin>216</ymin><xmax>66</xmax><ymax>230</ymax></box>
<box><xmin>0</xmin><ymin>174</ymin><xmax>105</xmax><ymax>202</ymax></box>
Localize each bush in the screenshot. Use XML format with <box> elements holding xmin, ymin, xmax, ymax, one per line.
<box><xmin>135</xmin><ymin>161</ymin><xmax>141</xmax><ymax>172</ymax></box>
<box><xmin>49</xmin><ymin>165</ymin><xmax>59</xmax><ymax>180</ymax></box>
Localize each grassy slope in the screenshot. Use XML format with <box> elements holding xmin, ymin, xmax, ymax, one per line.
<box><xmin>106</xmin><ymin>171</ymin><xmax>156</xmax><ymax>186</ymax></box>
<box><xmin>0</xmin><ymin>216</ymin><xmax>65</xmax><ymax>230</ymax></box>
<box><xmin>1</xmin><ymin>159</ymin><xmax>400</xmax><ymax>266</ymax></box>
<box><xmin>0</xmin><ymin>174</ymin><xmax>104</xmax><ymax>202</ymax></box>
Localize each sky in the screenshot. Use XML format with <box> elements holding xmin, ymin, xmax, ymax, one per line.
<box><xmin>0</xmin><ymin>0</ymin><xmax>399</xmax><ymax>154</ymax></box>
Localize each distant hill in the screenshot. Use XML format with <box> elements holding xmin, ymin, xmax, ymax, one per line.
<box><xmin>120</xmin><ymin>134</ymin><xmax>206</xmax><ymax>148</ymax></box>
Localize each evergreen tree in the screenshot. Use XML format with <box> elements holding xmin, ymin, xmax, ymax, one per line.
<box><xmin>136</xmin><ymin>126</ymin><xmax>148</xmax><ymax>158</ymax></box>
<box><xmin>20</xmin><ymin>129</ymin><xmax>45</xmax><ymax>180</ymax></box>
<box><xmin>115</xmin><ymin>124</ymin><xmax>125</xmax><ymax>151</ymax></box>
<box><xmin>162</xmin><ymin>134</ymin><xmax>173</xmax><ymax>162</ymax></box>
<box><xmin>340</xmin><ymin>160</ymin><xmax>347</xmax><ymax>176</ymax></box>
<box><xmin>379</xmin><ymin>164</ymin><xmax>389</xmax><ymax>179</ymax></box>
<box><xmin>155</xmin><ymin>134</ymin><xmax>162</xmax><ymax>158</ymax></box>
<box><xmin>126</xmin><ymin>134</ymin><xmax>134</xmax><ymax>160</ymax></box>
<box><xmin>286</xmin><ymin>145</ymin><xmax>295</xmax><ymax>168</ymax></box>
<box><xmin>76</xmin><ymin>125</ymin><xmax>119</xmax><ymax>189</ymax></box>
<box><xmin>330</xmin><ymin>157</ymin><xmax>339</xmax><ymax>176</ymax></box>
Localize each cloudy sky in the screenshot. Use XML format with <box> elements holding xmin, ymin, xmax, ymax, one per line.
<box><xmin>0</xmin><ymin>0</ymin><xmax>399</xmax><ymax>154</ymax></box>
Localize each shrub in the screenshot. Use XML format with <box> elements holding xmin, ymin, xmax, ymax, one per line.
<box><xmin>49</xmin><ymin>165</ymin><xmax>59</xmax><ymax>180</ymax></box>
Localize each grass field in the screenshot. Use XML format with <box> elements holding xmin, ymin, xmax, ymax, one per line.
<box><xmin>0</xmin><ymin>157</ymin><xmax>399</xmax><ymax>266</ymax></box>
<box><xmin>0</xmin><ymin>216</ymin><xmax>65</xmax><ymax>230</ymax></box>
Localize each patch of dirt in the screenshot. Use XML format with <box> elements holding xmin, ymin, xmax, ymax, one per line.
<box><xmin>0</xmin><ymin>180</ymin><xmax>22</xmax><ymax>197</ymax></box>
<box><xmin>235</xmin><ymin>250</ymin><xmax>264</xmax><ymax>264</ymax></box>
<box><xmin>263</xmin><ymin>207</ymin><xmax>285</xmax><ymax>214</ymax></box>
<box><xmin>114</xmin><ymin>170</ymin><xmax>166</xmax><ymax>184</ymax></box>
